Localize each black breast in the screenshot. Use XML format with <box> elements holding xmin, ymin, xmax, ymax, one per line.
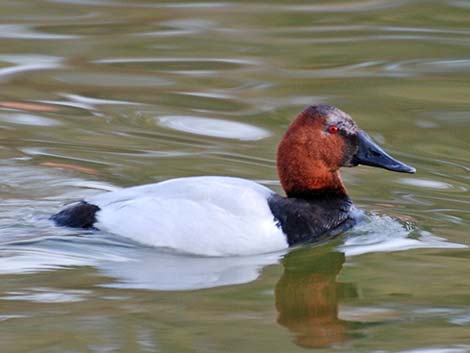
<box><xmin>268</xmin><ymin>192</ymin><xmax>355</xmax><ymax>246</ymax></box>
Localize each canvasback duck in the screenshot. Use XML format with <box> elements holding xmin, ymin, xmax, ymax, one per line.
<box><xmin>52</xmin><ymin>105</ymin><xmax>415</xmax><ymax>256</ymax></box>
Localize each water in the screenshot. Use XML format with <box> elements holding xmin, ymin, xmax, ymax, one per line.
<box><xmin>1</xmin><ymin>0</ymin><xmax>470</xmax><ymax>352</ymax></box>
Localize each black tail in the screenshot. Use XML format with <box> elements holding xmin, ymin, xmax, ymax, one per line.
<box><xmin>51</xmin><ymin>201</ymin><xmax>100</xmax><ymax>229</ymax></box>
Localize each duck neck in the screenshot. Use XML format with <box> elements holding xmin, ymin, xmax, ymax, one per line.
<box><xmin>280</xmin><ymin>166</ymin><xmax>347</xmax><ymax>199</ymax></box>
<box><xmin>277</xmin><ymin>138</ymin><xmax>348</xmax><ymax>199</ymax></box>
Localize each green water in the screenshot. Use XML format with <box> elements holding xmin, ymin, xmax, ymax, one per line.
<box><xmin>0</xmin><ymin>1</ymin><xmax>469</xmax><ymax>352</ymax></box>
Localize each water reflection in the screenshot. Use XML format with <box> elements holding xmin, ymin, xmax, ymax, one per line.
<box><xmin>39</xmin><ymin>93</ymin><xmax>138</xmax><ymax>111</ymax></box>
<box><xmin>276</xmin><ymin>247</ymin><xmax>354</xmax><ymax>348</ymax></box>
<box><xmin>157</xmin><ymin>115</ymin><xmax>270</xmax><ymax>140</ymax></box>
<box><xmin>94</xmin><ymin>57</ymin><xmax>258</xmax><ymax>75</ymax></box>
<box><xmin>0</xmin><ymin>55</ymin><xmax>63</xmax><ymax>80</ymax></box>
<box><xmin>0</xmin><ymin>113</ymin><xmax>61</xmax><ymax>127</ymax></box>
<box><xmin>0</xmin><ymin>24</ymin><xmax>78</xmax><ymax>40</ymax></box>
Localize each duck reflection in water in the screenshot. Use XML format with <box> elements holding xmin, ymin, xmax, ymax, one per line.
<box><xmin>16</xmin><ymin>234</ymin><xmax>357</xmax><ymax>349</ymax></box>
<box><xmin>74</xmin><ymin>242</ymin><xmax>356</xmax><ymax>348</ymax></box>
<box><xmin>275</xmin><ymin>247</ymin><xmax>356</xmax><ymax>348</ymax></box>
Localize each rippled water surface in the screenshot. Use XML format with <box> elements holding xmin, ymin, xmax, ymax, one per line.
<box><xmin>1</xmin><ymin>1</ymin><xmax>470</xmax><ymax>352</ymax></box>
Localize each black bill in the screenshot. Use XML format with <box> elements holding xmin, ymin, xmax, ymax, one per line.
<box><xmin>352</xmin><ymin>130</ymin><xmax>416</xmax><ymax>174</ymax></box>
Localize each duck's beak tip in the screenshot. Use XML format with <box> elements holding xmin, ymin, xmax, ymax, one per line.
<box><xmin>395</xmin><ymin>164</ymin><xmax>416</xmax><ymax>174</ymax></box>
<box><xmin>353</xmin><ymin>130</ymin><xmax>416</xmax><ymax>175</ymax></box>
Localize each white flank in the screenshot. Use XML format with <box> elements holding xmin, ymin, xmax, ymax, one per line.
<box><xmin>86</xmin><ymin>176</ymin><xmax>288</xmax><ymax>256</ymax></box>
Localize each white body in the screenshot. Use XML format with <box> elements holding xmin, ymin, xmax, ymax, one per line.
<box><xmin>86</xmin><ymin>176</ymin><xmax>288</xmax><ymax>256</ymax></box>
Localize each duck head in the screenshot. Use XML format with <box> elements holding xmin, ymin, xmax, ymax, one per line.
<box><xmin>277</xmin><ymin>104</ymin><xmax>415</xmax><ymax>197</ymax></box>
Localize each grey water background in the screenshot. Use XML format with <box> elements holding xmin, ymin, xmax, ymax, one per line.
<box><xmin>0</xmin><ymin>0</ymin><xmax>470</xmax><ymax>352</ymax></box>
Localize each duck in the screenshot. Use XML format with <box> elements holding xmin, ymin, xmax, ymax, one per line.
<box><xmin>52</xmin><ymin>104</ymin><xmax>415</xmax><ymax>256</ymax></box>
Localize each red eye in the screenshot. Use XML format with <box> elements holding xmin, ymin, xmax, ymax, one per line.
<box><xmin>328</xmin><ymin>125</ymin><xmax>339</xmax><ymax>134</ymax></box>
